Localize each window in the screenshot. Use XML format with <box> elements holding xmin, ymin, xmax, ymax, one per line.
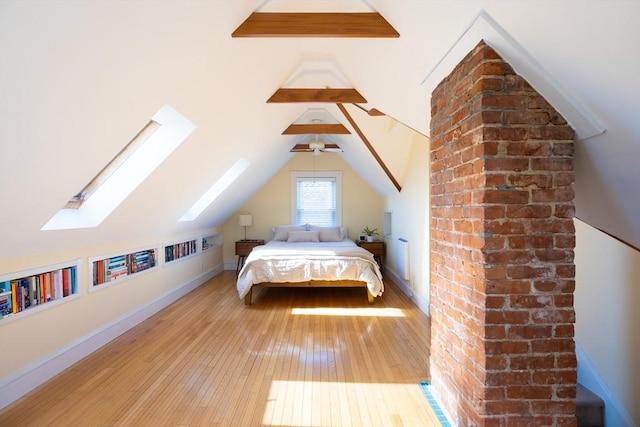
<box><xmin>291</xmin><ymin>171</ymin><xmax>342</xmax><ymax>226</ymax></box>
<box><xmin>179</xmin><ymin>158</ymin><xmax>250</xmax><ymax>221</ymax></box>
<box><xmin>63</xmin><ymin>121</ymin><xmax>161</xmax><ymax>209</ymax></box>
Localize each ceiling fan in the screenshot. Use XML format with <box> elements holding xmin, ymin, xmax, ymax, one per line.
<box><xmin>290</xmin><ymin>135</ymin><xmax>343</xmax><ymax>156</ymax></box>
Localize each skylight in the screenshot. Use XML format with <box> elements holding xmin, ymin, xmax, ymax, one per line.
<box><xmin>179</xmin><ymin>158</ymin><xmax>251</xmax><ymax>221</ymax></box>
<box><xmin>42</xmin><ymin>105</ymin><xmax>196</xmax><ymax>230</ymax></box>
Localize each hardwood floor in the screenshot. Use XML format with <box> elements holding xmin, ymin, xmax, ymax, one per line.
<box><xmin>0</xmin><ymin>271</ymin><xmax>440</xmax><ymax>426</ymax></box>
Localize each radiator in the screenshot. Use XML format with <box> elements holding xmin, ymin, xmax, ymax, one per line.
<box><xmin>397</xmin><ymin>238</ymin><xmax>410</xmax><ymax>280</ymax></box>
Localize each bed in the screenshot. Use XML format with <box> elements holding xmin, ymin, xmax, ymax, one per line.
<box><xmin>236</xmin><ymin>225</ymin><xmax>384</xmax><ymax>305</ymax></box>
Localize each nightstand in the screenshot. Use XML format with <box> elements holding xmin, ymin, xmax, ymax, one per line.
<box><xmin>357</xmin><ymin>240</ymin><xmax>385</xmax><ymax>272</ymax></box>
<box><xmin>235</xmin><ymin>240</ymin><xmax>264</xmax><ymax>275</ymax></box>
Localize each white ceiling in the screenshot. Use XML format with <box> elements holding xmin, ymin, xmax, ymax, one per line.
<box><xmin>1</xmin><ymin>0</ymin><xmax>639</xmax><ymax>257</ymax></box>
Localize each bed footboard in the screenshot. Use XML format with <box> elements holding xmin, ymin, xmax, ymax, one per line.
<box><xmin>243</xmin><ymin>280</ymin><xmax>374</xmax><ymax>305</ymax></box>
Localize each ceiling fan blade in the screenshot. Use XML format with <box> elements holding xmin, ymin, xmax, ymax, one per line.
<box><xmin>290</xmin><ymin>142</ymin><xmax>342</xmax><ymax>153</ymax></box>
<box><xmin>290</xmin><ymin>143</ymin><xmax>313</xmax><ymax>152</ymax></box>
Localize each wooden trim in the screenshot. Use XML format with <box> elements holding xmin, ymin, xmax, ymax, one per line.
<box><xmin>282</xmin><ymin>123</ymin><xmax>350</xmax><ymax>135</ymax></box>
<box><xmin>267</xmin><ymin>88</ymin><xmax>367</xmax><ymax>103</ymax></box>
<box><xmin>351</xmin><ymin>103</ymin><xmax>429</xmax><ymax>136</ymax></box>
<box><xmin>336</xmin><ymin>103</ymin><xmax>402</xmax><ymax>192</ymax></box>
<box><xmin>352</xmin><ymin>103</ymin><xmax>387</xmax><ymax>117</ymax></box>
<box><xmin>368</xmin><ymin>108</ymin><xmax>386</xmax><ymax>116</ymax></box>
<box><xmin>232</xmin><ymin>12</ymin><xmax>399</xmax><ymax>38</ymax></box>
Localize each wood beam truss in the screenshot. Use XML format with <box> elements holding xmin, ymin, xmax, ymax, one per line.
<box><xmin>282</xmin><ymin>123</ymin><xmax>350</xmax><ymax>135</ymax></box>
<box><xmin>232</xmin><ymin>12</ymin><xmax>399</xmax><ymax>38</ymax></box>
<box><xmin>336</xmin><ymin>103</ymin><xmax>402</xmax><ymax>192</ymax></box>
<box><xmin>267</xmin><ymin>88</ymin><xmax>366</xmax><ymax>104</ymax></box>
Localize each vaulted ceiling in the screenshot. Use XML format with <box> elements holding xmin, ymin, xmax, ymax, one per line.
<box><xmin>1</xmin><ymin>0</ymin><xmax>638</xmax><ymax>257</ymax></box>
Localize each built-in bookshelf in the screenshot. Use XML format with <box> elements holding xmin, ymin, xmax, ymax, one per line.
<box><xmin>164</xmin><ymin>238</ymin><xmax>198</xmax><ymax>264</ymax></box>
<box><xmin>90</xmin><ymin>247</ymin><xmax>158</xmax><ymax>289</ymax></box>
<box><xmin>0</xmin><ymin>260</ymin><xmax>80</xmax><ymax>320</ymax></box>
<box><xmin>201</xmin><ymin>234</ymin><xmax>222</xmax><ymax>252</ymax></box>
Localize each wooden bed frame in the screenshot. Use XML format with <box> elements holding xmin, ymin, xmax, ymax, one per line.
<box><xmin>243</xmin><ymin>279</ymin><xmax>375</xmax><ymax>305</ymax></box>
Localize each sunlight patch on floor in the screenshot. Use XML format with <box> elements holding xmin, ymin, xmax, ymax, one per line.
<box><xmin>291</xmin><ymin>307</ymin><xmax>405</xmax><ymax>317</ymax></box>
<box><xmin>262</xmin><ymin>380</ymin><xmax>441</xmax><ymax>426</ymax></box>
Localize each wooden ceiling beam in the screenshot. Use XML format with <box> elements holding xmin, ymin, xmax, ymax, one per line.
<box><xmin>336</xmin><ymin>103</ymin><xmax>402</xmax><ymax>192</ymax></box>
<box><xmin>232</xmin><ymin>12</ymin><xmax>399</xmax><ymax>38</ymax></box>
<box><xmin>267</xmin><ymin>88</ymin><xmax>367</xmax><ymax>103</ymax></box>
<box><xmin>283</xmin><ymin>123</ymin><xmax>350</xmax><ymax>135</ymax></box>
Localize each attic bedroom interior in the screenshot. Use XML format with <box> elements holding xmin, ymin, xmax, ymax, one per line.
<box><xmin>0</xmin><ymin>1</ymin><xmax>638</xmax><ymax>426</ymax></box>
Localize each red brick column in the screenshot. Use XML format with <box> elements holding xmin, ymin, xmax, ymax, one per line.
<box><xmin>429</xmin><ymin>41</ymin><xmax>577</xmax><ymax>426</ymax></box>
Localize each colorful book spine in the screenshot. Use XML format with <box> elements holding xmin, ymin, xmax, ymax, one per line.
<box><xmin>0</xmin><ymin>289</ymin><xmax>11</xmax><ymax>316</ymax></box>
<box><xmin>165</xmin><ymin>241</ymin><xmax>196</xmax><ymax>263</ymax></box>
<box><xmin>70</xmin><ymin>267</ymin><xmax>77</xmax><ymax>294</ymax></box>
<box><xmin>62</xmin><ymin>268</ymin><xmax>70</xmax><ymax>297</ymax></box>
<box><xmin>0</xmin><ymin>264</ymin><xmax>77</xmax><ymax>319</ymax></box>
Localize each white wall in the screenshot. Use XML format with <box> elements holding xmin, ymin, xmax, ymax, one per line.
<box><xmin>383</xmin><ymin>132</ymin><xmax>431</xmax><ymax>313</ymax></box>
<box><xmin>574</xmin><ymin>219</ymin><xmax>640</xmax><ymax>426</ymax></box>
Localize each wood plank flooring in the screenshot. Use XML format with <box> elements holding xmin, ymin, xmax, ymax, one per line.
<box><xmin>0</xmin><ymin>271</ymin><xmax>439</xmax><ymax>426</ymax></box>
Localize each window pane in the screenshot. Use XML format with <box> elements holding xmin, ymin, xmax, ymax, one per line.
<box><xmin>296</xmin><ymin>178</ymin><xmax>336</xmax><ymax>226</ymax></box>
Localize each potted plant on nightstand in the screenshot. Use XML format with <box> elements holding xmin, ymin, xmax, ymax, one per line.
<box><xmin>361</xmin><ymin>226</ymin><xmax>379</xmax><ymax>242</ymax></box>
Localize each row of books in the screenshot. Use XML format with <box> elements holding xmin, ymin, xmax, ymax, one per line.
<box><xmin>0</xmin><ymin>266</ymin><xmax>77</xmax><ymax>316</ymax></box>
<box><xmin>93</xmin><ymin>250</ymin><xmax>156</xmax><ymax>286</ymax></box>
<box><xmin>165</xmin><ymin>240</ymin><xmax>197</xmax><ymax>262</ymax></box>
<box><xmin>2</xmin><ymin>239</ymin><xmax>206</xmax><ymax>318</ymax></box>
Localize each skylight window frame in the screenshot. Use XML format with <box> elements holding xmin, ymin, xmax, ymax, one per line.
<box><xmin>64</xmin><ymin>120</ymin><xmax>161</xmax><ymax>209</ymax></box>
<box><xmin>42</xmin><ymin>105</ymin><xmax>196</xmax><ymax>230</ymax></box>
<box><xmin>179</xmin><ymin>158</ymin><xmax>251</xmax><ymax>221</ymax></box>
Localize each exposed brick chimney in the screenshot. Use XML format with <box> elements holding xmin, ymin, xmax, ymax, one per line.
<box><xmin>429</xmin><ymin>41</ymin><xmax>577</xmax><ymax>426</ymax></box>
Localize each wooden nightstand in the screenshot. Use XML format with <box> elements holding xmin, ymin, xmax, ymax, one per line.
<box><xmin>357</xmin><ymin>240</ymin><xmax>385</xmax><ymax>272</ymax></box>
<box><xmin>235</xmin><ymin>240</ymin><xmax>264</xmax><ymax>275</ymax></box>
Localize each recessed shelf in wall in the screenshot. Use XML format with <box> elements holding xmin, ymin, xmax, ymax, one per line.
<box><xmin>0</xmin><ymin>259</ymin><xmax>81</xmax><ymax>321</ymax></box>
<box><xmin>202</xmin><ymin>234</ymin><xmax>222</xmax><ymax>252</ymax></box>
<box><xmin>90</xmin><ymin>246</ymin><xmax>158</xmax><ymax>290</ymax></box>
<box><xmin>164</xmin><ymin>238</ymin><xmax>198</xmax><ymax>264</ymax></box>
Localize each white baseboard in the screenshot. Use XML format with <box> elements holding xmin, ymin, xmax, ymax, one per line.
<box><xmin>384</xmin><ymin>267</ymin><xmax>430</xmax><ymax>316</ymax></box>
<box><xmin>0</xmin><ymin>264</ymin><xmax>223</xmax><ymax>410</ymax></box>
<box><xmin>576</xmin><ymin>341</ymin><xmax>636</xmax><ymax>427</ymax></box>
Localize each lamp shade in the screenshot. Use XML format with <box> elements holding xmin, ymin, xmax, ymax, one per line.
<box><xmin>238</xmin><ymin>214</ymin><xmax>253</xmax><ymax>227</ymax></box>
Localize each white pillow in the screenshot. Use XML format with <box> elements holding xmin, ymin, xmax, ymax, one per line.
<box><xmin>308</xmin><ymin>226</ymin><xmax>342</xmax><ymax>242</ymax></box>
<box><xmin>272</xmin><ymin>225</ymin><xmax>306</xmax><ymax>241</ymax></box>
<box><xmin>287</xmin><ymin>230</ymin><xmax>320</xmax><ymax>243</ymax></box>
<box><xmin>340</xmin><ymin>226</ymin><xmax>348</xmax><ymax>239</ymax></box>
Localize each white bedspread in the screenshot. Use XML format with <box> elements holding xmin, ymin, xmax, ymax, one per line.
<box><xmin>236</xmin><ymin>240</ymin><xmax>384</xmax><ymax>299</ymax></box>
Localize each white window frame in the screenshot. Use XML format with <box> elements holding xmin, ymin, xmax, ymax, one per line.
<box><xmin>290</xmin><ymin>171</ymin><xmax>342</xmax><ymax>226</ymax></box>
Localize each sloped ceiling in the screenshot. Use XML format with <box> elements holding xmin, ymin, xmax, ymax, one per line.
<box><xmin>1</xmin><ymin>0</ymin><xmax>639</xmax><ymax>258</ymax></box>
